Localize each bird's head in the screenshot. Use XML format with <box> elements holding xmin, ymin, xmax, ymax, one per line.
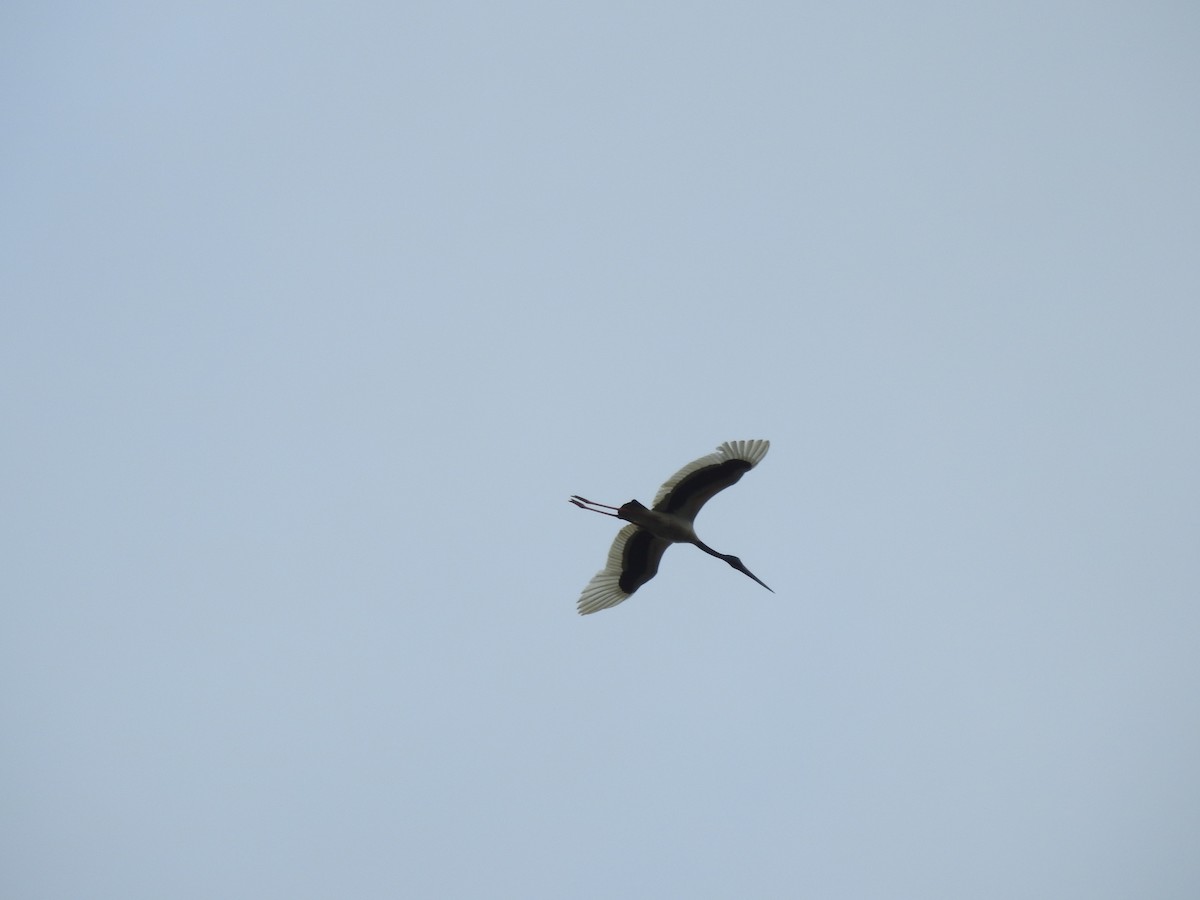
<box><xmin>723</xmin><ymin>554</ymin><xmax>775</xmax><ymax>593</ymax></box>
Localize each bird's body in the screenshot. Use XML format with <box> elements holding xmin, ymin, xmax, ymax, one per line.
<box><xmin>612</xmin><ymin>500</ymin><xmax>700</xmax><ymax>544</ymax></box>
<box><xmin>571</xmin><ymin>440</ymin><xmax>772</xmax><ymax>615</ymax></box>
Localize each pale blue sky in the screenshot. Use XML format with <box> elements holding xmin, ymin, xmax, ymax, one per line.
<box><xmin>4</xmin><ymin>3</ymin><xmax>1199</xmax><ymax>898</ymax></box>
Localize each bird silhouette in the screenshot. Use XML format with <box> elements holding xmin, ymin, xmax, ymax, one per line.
<box><xmin>571</xmin><ymin>440</ymin><xmax>772</xmax><ymax>614</ymax></box>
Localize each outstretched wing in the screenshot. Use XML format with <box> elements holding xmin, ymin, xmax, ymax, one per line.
<box><xmin>652</xmin><ymin>439</ymin><xmax>770</xmax><ymax>521</ymax></box>
<box><xmin>577</xmin><ymin>525</ymin><xmax>672</xmax><ymax>615</ymax></box>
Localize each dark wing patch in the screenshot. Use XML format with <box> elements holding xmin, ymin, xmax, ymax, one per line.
<box><xmin>618</xmin><ymin>528</ymin><xmax>671</xmax><ymax>594</ymax></box>
<box><xmin>654</xmin><ymin>458</ymin><xmax>752</xmax><ymax>520</ymax></box>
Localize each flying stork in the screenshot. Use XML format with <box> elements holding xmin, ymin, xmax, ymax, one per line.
<box><xmin>570</xmin><ymin>439</ymin><xmax>773</xmax><ymax>615</ymax></box>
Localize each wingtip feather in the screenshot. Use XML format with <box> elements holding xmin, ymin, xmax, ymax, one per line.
<box><xmin>717</xmin><ymin>439</ymin><xmax>770</xmax><ymax>467</ymax></box>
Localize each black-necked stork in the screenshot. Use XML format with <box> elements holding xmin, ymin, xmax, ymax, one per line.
<box><xmin>571</xmin><ymin>439</ymin><xmax>772</xmax><ymax>615</ymax></box>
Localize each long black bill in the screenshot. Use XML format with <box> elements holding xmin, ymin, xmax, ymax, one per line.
<box><xmin>725</xmin><ymin>556</ymin><xmax>774</xmax><ymax>593</ymax></box>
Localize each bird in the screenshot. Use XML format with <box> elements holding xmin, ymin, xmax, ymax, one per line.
<box><xmin>571</xmin><ymin>439</ymin><xmax>773</xmax><ymax>615</ymax></box>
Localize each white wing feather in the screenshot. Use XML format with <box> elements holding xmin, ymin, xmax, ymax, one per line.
<box><xmin>577</xmin><ymin>524</ymin><xmax>640</xmax><ymax>615</ymax></box>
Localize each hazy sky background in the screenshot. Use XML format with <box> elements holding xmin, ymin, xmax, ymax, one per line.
<box><xmin>4</xmin><ymin>3</ymin><xmax>1199</xmax><ymax>898</ymax></box>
